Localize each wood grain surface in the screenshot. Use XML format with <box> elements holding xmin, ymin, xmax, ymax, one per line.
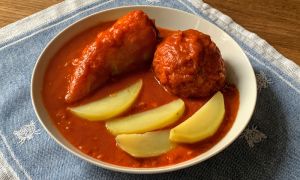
<box><xmin>205</xmin><ymin>0</ymin><xmax>300</xmax><ymax>65</ymax></box>
<box><xmin>0</xmin><ymin>0</ymin><xmax>299</xmax><ymax>65</ymax></box>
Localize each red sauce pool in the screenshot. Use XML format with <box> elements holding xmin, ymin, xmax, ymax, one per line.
<box><xmin>42</xmin><ymin>22</ymin><xmax>239</xmax><ymax>168</ymax></box>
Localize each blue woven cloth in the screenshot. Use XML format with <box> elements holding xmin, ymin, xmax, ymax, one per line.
<box><xmin>0</xmin><ymin>0</ymin><xmax>299</xmax><ymax>179</ymax></box>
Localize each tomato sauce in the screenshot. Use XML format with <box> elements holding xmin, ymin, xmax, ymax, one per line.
<box><xmin>43</xmin><ymin>22</ymin><xmax>239</xmax><ymax>168</ymax></box>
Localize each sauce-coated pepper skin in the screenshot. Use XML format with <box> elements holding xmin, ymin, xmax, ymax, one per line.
<box><xmin>65</xmin><ymin>10</ymin><xmax>158</xmax><ymax>103</ymax></box>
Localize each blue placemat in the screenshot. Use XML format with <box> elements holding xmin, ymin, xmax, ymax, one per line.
<box><xmin>0</xmin><ymin>0</ymin><xmax>299</xmax><ymax>179</ymax></box>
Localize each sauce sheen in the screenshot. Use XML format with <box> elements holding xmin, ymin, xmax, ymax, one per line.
<box><xmin>43</xmin><ymin>22</ymin><xmax>239</xmax><ymax>168</ymax></box>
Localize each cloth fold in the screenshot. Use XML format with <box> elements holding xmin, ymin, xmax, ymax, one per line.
<box><xmin>0</xmin><ymin>0</ymin><xmax>299</xmax><ymax>179</ymax></box>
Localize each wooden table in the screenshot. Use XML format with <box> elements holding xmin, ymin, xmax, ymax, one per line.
<box><xmin>0</xmin><ymin>0</ymin><xmax>299</xmax><ymax>65</ymax></box>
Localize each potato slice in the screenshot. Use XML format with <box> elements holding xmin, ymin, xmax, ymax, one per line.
<box><xmin>68</xmin><ymin>79</ymin><xmax>142</xmax><ymax>121</ymax></box>
<box><xmin>116</xmin><ymin>130</ymin><xmax>175</xmax><ymax>158</ymax></box>
<box><xmin>170</xmin><ymin>91</ymin><xmax>225</xmax><ymax>143</ymax></box>
<box><xmin>106</xmin><ymin>99</ymin><xmax>185</xmax><ymax>135</ymax></box>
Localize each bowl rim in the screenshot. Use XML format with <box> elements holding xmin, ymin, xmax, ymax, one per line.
<box><xmin>31</xmin><ymin>5</ymin><xmax>257</xmax><ymax>174</ymax></box>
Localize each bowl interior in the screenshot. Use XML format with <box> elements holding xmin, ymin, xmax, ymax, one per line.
<box><xmin>31</xmin><ymin>6</ymin><xmax>257</xmax><ymax>174</ymax></box>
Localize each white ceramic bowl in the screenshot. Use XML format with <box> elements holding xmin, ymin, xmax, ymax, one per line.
<box><xmin>31</xmin><ymin>6</ymin><xmax>257</xmax><ymax>174</ymax></box>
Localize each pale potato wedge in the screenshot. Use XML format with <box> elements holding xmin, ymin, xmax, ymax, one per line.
<box><xmin>170</xmin><ymin>91</ymin><xmax>225</xmax><ymax>143</ymax></box>
<box><xmin>116</xmin><ymin>130</ymin><xmax>176</xmax><ymax>158</ymax></box>
<box><xmin>68</xmin><ymin>79</ymin><xmax>142</xmax><ymax>121</ymax></box>
<box><xmin>106</xmin><ymin>99</ymin><xmax>185</xmax><ymax>135</ymax></box>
